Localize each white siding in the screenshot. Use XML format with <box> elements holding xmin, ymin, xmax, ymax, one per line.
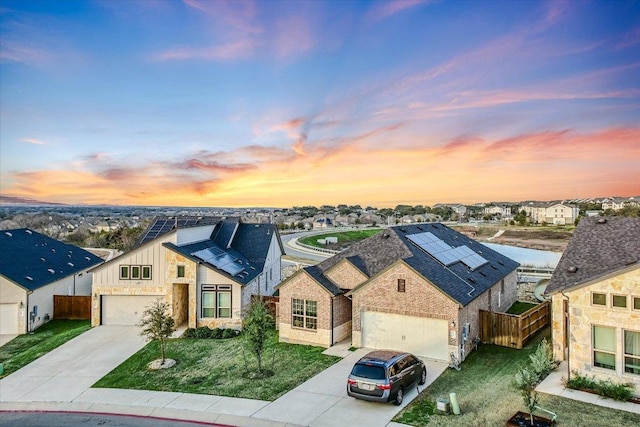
<box><xmin>197</xmin><ymin>265</ymin><xmax>243</xmax><ymax>320</ymax></box>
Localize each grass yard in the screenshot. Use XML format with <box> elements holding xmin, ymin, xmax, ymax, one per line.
<box><xmin>93</xmin><ymin>331</ymin><xmax>340</xmax><ymax>401</ymax></box>
<box><xmin>394</xmin><ymin>329</ymin><xmax>640</xmax><ymax>427</ymax></box>
<box><xmin>299</xmin><ymin>228</ymin><xmax>381</xmax><ymax>249</ymax></box>
<box><xmin>0</xmin><ymin>319</ymin><xmax>91</xmax><ymax>378</ymax></box>
<box><xmin>506</xmin><ymin>301</ymin><xmax>538</xmax><ymax>315</ymax></box>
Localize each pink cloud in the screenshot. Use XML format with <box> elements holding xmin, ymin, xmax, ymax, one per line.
<box><xmin>366</xmin><ymin>0</ymin><xmax>429</xmax><ymax>24</ymax></box>
<box><xmin>272</xmin><ymin>14</ymin><xmax>315</xmax><ymax>59</ymax></box>
<box><xmin>19</xmin><ymin>138</ymin><xmax>48</xmax><ymax>145</ymax></box>
<box><xmin>152</xmin><ymin>39</ymin><xmax>257</xmax><ymax>61</ymax></box>
<box><xmin>0</xmin><ymin>40</ymin><xmax>51</xmax><ymax>64</ymax></box>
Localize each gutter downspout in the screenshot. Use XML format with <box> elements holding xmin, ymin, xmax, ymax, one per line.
<box><xmin>330</xmin><ymin>297</ymin><xmax>334</xmax><ymax>346</ymax></box>
<box><xmin>26</xmin><ymin>291</ymin><xmax>31</xmax><ymax>334</ymax></box>
<box><xmin>560</xmin><ymin>291</ymin><xmax>570</xmax><ymax>381</ymax></box>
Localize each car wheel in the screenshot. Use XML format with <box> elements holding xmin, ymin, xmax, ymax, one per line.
<box><xmin>394</xmin><ymin>387</ymin><xmax>404</xmax><ymax>405</ymax></box>
<box><xmin>419</xmin><ymin>367</ymin><xmax>427</xmax><ymax>385</ymax></box>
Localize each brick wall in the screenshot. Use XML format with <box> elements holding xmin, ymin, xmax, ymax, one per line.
<box><xmin>278</xmin><ymin>271</ymin><xmax>333</xmax><ymax>347</ymax></box>
<box><xmin>325</xmin><ymin>260</ymin><xmax>368</xmax><ymax>290</ymax></box>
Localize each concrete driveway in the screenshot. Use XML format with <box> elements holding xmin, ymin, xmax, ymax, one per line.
<box><xmin>253</xmin><ymin>349</ymin><xmax>448</xmax><ymax>427</ymax></box>
<box><xmin>0</xmin><ymin>326</ymin><xmax>146</xmax><ymax>403</ymax></box>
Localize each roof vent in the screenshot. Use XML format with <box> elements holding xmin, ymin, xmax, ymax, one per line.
<box><xmin>597</xmin><ymin>218</ymin><xmax>607</xmax><ymax>224</ymax></box>
<box><xmin>567</xmin><ymin>266</ymin><xmax>578</xmax><ymax>273</ymax></box>
<box><xmin>25</xmin><ymin>276</ymin><xmax>33</xmax><ymax>281</ymax></box>
<box><xmin>25</xmin><ymin>230</ymin><xmax>32</xmax><ymax>235</ymax></box>
<box><xmin>48</xmin><ymin>268</ymin><xmax>55</xmax><ymax>274</ymax></box>
<box><xmin>68</xmin><ymin>262</ymin><xmax>74</xmax><ymax>267</ymax></box>
<box><xmin>41</xmin><ymin>257</ymin><xmax>45</xmax><ymax>262</ymax></box>
<box><xmin>4</xmin><ymin>232</ymin><xmax>12</xmax><ymax>237</ymax></box>
<box><xmin>85</xmin><ymin>256</ymin><xmax>91</xmax><ymax>261</ymax></box>
<box><xmin>51</xmin><ymin>249</ymin><xmax>56</xmax><ymax>253</ymax></box>
<box><xmin>382</xmin><ymin>233</ymin><xmax>390</xmax><ymax>239</ymax></box>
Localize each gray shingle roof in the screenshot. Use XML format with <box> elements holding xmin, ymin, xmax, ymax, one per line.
<box><xmin>0</xmin><ymin>228</ymin><xmax>103</xmax><ymax>291</ymax></box>
<box><xmin>546</xmin><ymin>217</ymin><xmax>640</xmax><ymax>294</ymax></box>
<box><xmin>164</xmin><ymin>222</ymin><xmax>281</xmax><ymax>285</ymax></box>
<box><xmin>304</xmin><ymin>223</ymin><xmax>519</xmax><ymax>305</ymax></box>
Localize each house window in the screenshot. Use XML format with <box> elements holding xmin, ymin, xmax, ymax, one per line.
<box><xmin>141</xmin><ymin>265</ymin><xmax>152</xmax><ymax>280</ymax></box>
<box><xmin>130</xmin><ymin>265</ymin><xmax>141</xmax><ymax>279</ymax></box>
<box><xmin>119</xmin><ymin>265</ymin><xmax>129</xmax><ymax>279</ymax></box>
<box><xmin>612</xmin><ymin>295</ymin><xmax>627</xmax><ymax>308</ymax></box>
<box><xmin>634</xmin><ymin>297</ymin><xmax>640</xmax><ymax>311</ymax></box>
<box><xmin>592</xmin><ymin>293</ymin><xmax>606</xmax><ymax>306</ymax></box>
<box><xmin>201</xmin><ymin>285</ymin><xmax>232</xmax><ymax>318</ymax></box>
<box><xmin>624</xmin><ymin>330</ymin><xmax>640</xmax><ymax>375</ymax></box>
<box><xmin>177</xmin><ymin>265</ymin><xmax>185</xmax><ymax>278</ymax></box>
<box><xmin>593</xmin><ymin>325</ymin><xmax>616</xmax><ymax>370</ymax></box>
<box><xmin>397</xmin><ymin>279</ymin><xmax>406</xmax><ymax>293</ymax></box>
<box><xmin>292</xmin><ymin>298</ymin><xmax>317</xmax><ymax>330</ymax></box>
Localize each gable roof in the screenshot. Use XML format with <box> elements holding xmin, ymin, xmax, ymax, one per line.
<box><xmin>0</xmin><ymin>228</ymin><xmax>103</xmax><ymax>291</ymax></box>
<box><xmin>546</xmin><ymin>217</ymin><xmax>640</xmax><ymax>294</ymax></box>
<box><xmin>137</xmin><ymin>216</ymin><xmax>225</xmax><ymax>245</ymax></box>
<box><xmin>164</xmin><ymin>222</ymin><xmax>282</xmax><ymax>285</ymax></box>
<box><xmin>302</xmin><ymin>223</ymin><xmax>519</xmax><ymax>305</ymax></box>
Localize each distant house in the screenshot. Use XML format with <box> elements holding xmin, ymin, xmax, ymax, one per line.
<box><xmin>313</xmin><ymin>217</ymin><xmax>334</xmax><ymax>229</ymax></box>
<box><xmin>276</xmin><ymin>223</ymin><xmax>519</xmax><ymax>362</ymax></box>
<box><xmin>520</xmin><ymin>202</ymin><xmax>579</xmax><ymax>225</ymax></box>
<box><xmin>546</xmin><ymin>217</ymin><xmax>640</xmax><ymax>395</ymax></box>
<box><xmin>90</xmin><ymin>217</ymin><xmax>284</xmax><ymax>329</ymax></box>
<box><xmin>0</xmin><ymin>229</ymin><xmax>103</xmax><ymax>335</ymax></box>
<box><xmin>602</xmin><ymin>197</ymin><xmax>639</xmax><ymax>211</ymax></box>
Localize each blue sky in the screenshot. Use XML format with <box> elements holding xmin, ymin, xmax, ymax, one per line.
<box><xmin>1</xmin><ymin>0</ymin><xmax>639</xmax><ymax>207</ymax></box>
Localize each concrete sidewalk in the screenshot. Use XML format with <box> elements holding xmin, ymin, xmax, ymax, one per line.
<box><xmin>536</xmin><ymin>362</ymin><xmax>640</xmax><ymax>415</ymax></box>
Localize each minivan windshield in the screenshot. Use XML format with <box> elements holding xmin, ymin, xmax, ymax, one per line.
<box><xmin>351</xmin><ymin>364</ymin><xmax>386</xmax><ymax>379</ymax></box>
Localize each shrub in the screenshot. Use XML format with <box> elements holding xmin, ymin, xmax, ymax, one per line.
<box><xmin>222</xmin><ymin>328</ymin><xmax>239</xmax><ymax>339</ymax></box>
<box><xmin>183</xmin><ymin>327</ymin><xmax>238</xmax><ymax>339</ymax></box>
<box><xmin>564</xmin><ymin>371</ymin><xmax>634</xmax><ymax>401</ymax></box>
<box><xmin>529</xmin><ymin>338</ymin><xmax>557</xmax><ymax>380</ymax></box>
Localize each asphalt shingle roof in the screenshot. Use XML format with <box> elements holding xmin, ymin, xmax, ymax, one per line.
<box><xmin>306</xmin><ymin>223</ymin><xmax>519</xmax><ymax>305</ymax></box>
<box><xmin>164</xmin><ymin>222</ymin><xmax>281</xmax><ymax>285</ymax></box>
<box><xmin>0</xmin><ymin>228</ymin><xmax>103</xmax><ymax>291</ymax></box>
<box><xmin>546</xmin><ymin>216</ymin><xmax>640</xmax><ymax>294</ymax></box>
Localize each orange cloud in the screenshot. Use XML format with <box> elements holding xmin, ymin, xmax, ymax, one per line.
<box><xmin>4</xmin><ymin>127</ymin><xmax>639</xmax><ymax>207</ymax></box>
<box><xmin>19</xmin><ymin>138</ymin><xmax>49</xmax><ymax>145</ymax></box>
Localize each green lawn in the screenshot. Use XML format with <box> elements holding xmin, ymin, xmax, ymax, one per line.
<box><xmin>506</xmin><ymin>301</ymin><xmax>538</xmax><ymax>315</ymax></box>
<box><xmin>0</xmin><ymin>320</ymin><xmax>91</xmax><ymax>378</ymax></box>
<box><xmin>299</xmin><ymin>229</ymin><xmax>381</xmax><ymax>249</ymax></box>
<box><xmin>94</xmin><ymin>331</ymin><xmax>340</xmax><ymax>401</ymax></box>
<box><xmin>394</xmin><ymin>330</ymin><xmax>640</xmax><ymax>427</ymax></box>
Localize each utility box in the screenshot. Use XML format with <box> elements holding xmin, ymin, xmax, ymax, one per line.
<box><xmin>436</xmin><ymin>398</ymin><xmax>450</xmax><ymax>413</ymax></box>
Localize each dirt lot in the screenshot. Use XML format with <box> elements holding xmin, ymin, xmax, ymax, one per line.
<box><xmin>454</xmin><ymin>226</ymin><xmax>573</xmax><ymax>252</ymax></box>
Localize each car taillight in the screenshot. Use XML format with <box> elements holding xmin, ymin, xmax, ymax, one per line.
<box><xmin>347</xmin><ymin>379</ymin><xmax>357</xmax><ymax>385</ymax></box>
<box><xmin>377</xmin><ymin>383</ymin><xmax>392</xmax><ymax>390</ymax></box>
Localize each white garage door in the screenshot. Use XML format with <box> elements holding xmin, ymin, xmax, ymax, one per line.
<box><xmin>101</xmin><ymin>295</ymin><xmax>159</xmax><ymax>325</ymax></box>
<box><xmin>362</xmin><ymin>312</ymin><xmax>449</xmax><ymax>361</ymax></box>
<box><xmin>0</xmin><ymin>303</ymin><xmax>19</xmax><ymax>334</ymax></box>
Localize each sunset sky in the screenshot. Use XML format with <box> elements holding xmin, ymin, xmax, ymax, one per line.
<box><xmin>1</xmin><ymin>0</ymin><xmax>639</xmax><ymax>208</ymax></box>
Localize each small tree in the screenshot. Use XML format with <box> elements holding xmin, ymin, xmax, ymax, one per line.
<box><xmin>243</xmin><ymin>299</ymin><xmax>274</xmax><ymax>373</ymax></box>
<box><xmin>514</xmin><ymin>367</ymin><xmax>540</xmax><ymax>425</ymax></box>
<box><xmin>139</xmin><ymin>299</ymin><xmax>175</xmax><ymax>364</ymax></box>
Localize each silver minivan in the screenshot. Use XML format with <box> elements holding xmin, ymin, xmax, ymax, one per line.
<box><xmin>347</xmin><ymin>350</ymin><xmax>426</xmax><ymax>405</ymax></box>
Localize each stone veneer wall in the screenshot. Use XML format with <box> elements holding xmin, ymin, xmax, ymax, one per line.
<box><xmin>551</xmin><ymin>267</ymin><xmax>640</xmax><ymax>395</ymax></box>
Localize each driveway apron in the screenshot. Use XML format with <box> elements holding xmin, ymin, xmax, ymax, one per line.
<box><xmin>253</xmin><ymin>349</ymin><xmax>448</xmax><ymax>427</ymax></box>
<box><xmin>0</xmin><ymin>326</ymin><xmax>145</xmax><ymax>403</ymax></box>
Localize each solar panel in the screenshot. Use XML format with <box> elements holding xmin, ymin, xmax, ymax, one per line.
<box><xmin>406</xmin><ymin>232</ymin><xmax>488</xmax><ymax>270</ymax></box>
<box><xmin>192</xmin><ymin>247</ymin><xmax>245</xmax><ymax>276</ymax></box>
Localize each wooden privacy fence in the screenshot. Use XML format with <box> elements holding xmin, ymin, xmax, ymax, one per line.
<box><xmin>479</xmin><ymin>301</ymin><xmax>550</xmax><ymax>349</ymax></box>
<box><xmin>53</xmin><ymin>295</ymin><xmax>91</xmax><ymax>320</ymax></box>
<box><xmin>251</xmin><ymin>295</ymin><xmax>279</xmax><ymax>320</ymax></box>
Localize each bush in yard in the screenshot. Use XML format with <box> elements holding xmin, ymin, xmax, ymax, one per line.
<box><xmin>138</xmin><ymin>299</ymin><xmax>175</xmax><ymax>365</ymax></box>
<box><xmin>564</xmin><ymin>371</ymin><xmax>634</xmax><ymax>401</ymax></box>
<box><xmin>529</xmin><ymin>338</ymin><xmax>557</xmax><ymax>380</ymax></box>
<box><xmin>243</xmin><ymin>299</ymin><xmax>274</xmax><ymax>375</ymax></box>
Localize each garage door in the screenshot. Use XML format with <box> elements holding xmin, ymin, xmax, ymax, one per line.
<box><xmin>101</xmin><ymin>295</ymin><xmax>159</xmax><ymax>325</ymax></box>
<box><xmin>362</xmin><ymin>312</ymin><xmax>449</xmax><ymax>361</ymax></box>
<box><xmin>0</xmin><ymin>303</ymin><xmax>19</xmax><ymax>334</ymax></box>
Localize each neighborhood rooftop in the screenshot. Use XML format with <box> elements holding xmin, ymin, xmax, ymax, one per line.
<box><xmin>307</xmin><ymin>223</ymin><xmax>519</xmax><ymax>306</ymax></box>
<box><xmin>137</xmin><ymin>215</ymin><xmax>225</xmax><ymax>245</ymax></box>
<box><xmin>546</xmin><ymin>216</ymin><xmax>640</xmax><ymax>294</ymax></box>
<box><xmin>0</xmin><ymin>228</ymin><xmax>103</xmax><ymax>291</ymax></box>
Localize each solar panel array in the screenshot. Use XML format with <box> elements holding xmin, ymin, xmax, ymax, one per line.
<box><xmin>406</xmin><ymin>232</ymin><xmax>489</xmax><ymax>270</ymax></box>
<box><xmin>139</xmin><ymin>218</ymin><xmax>201</xmax><ymax>243</ymax></box>
<box><xmin>192</xmin><ymin>246</ymin><xmax>245</xmax><ymax>276</ymax></box>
